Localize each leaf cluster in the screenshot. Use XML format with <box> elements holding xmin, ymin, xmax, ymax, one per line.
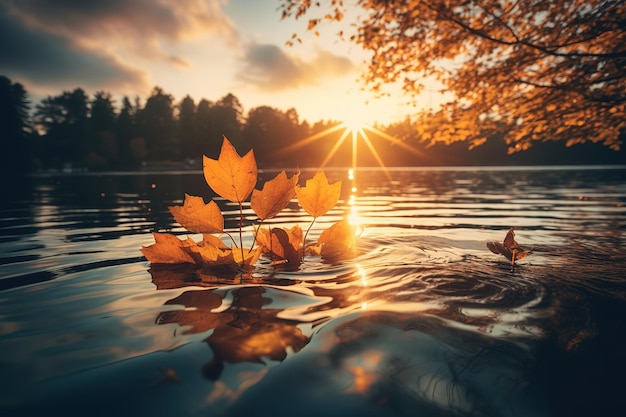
<box><xmin>141</xmin><ymin>137</ymin><xmax>358</xmax><ymax>271</ymax></box>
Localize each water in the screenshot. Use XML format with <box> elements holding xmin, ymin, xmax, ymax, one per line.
<box><xmin>1</xmin><ymin>166</ymin><xmax>625</xmax><ymax>417</ymax></box>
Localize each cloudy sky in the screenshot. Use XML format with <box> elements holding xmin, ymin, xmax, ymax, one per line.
<box><xmin>0</xmin><ymin>0</ymin><xmax>443</xmax><ymax>125</ymax></box>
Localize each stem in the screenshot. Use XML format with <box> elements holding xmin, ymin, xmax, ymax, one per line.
<box><xmin>225</xmin><ymin>232</ymin><xmax>238</xmax><ymax>248</ymax></box>
<box><xmin>238</xmin><ymin>201</ymin><xmax>244</xmax><ymax>266</ymax></box>
<box><xmin>302</xmin><ymin>217</ymin><xmax>317</xmax><ymax>258</ymax></box>
<box><xmin>250</xmin><ymin>219</ymin><xmax>265</xmax><ymax>251</ymax></box>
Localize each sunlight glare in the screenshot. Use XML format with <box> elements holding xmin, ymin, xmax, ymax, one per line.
<box><xmin>341</xmin><ymin>109</ymin><xmax>371</xmax><ymax>133</ymax></box>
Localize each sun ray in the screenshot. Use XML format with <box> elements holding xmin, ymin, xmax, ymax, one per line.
<box><xmin>363</xmin><ymin>126</ymin><xmax>429</xmax><ymax>159</ymax></box>
<box><xmin>358</xmin><ymin>129</ymin><xmax>392</xmax><ymax>181</ymax></box>
<box><xmin>272</xmin><ymin>113</ymin><xmax>429</xmax><ymax>175</ymax></box>
<box><xmin>319</xmin><ymin>127</ymin><xmax>351</xmax><ymax>169</ymax></box>
<box><xmin>274</xmin><ymin>123</ymin><xmax>345</xmax><ymax>157</ymax></box>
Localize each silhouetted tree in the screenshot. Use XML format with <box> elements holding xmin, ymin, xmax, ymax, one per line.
<box><xmin>138</xmin><ymin>87</ymin><xmax>177</xmax><ymax>161</ymax></box>
<box><xmin>242</xmin><ymin>106</ymin><xmax>312</xmax><ymax>167</ymax></box>
<box><xmin>116</xmin><ymin>96</ymin><xmax>142</xmax><ymax>168</ymax></box>
<box><xmin>178</xmin><ymin>95</ymin><xmax>197</xmax><ymax>160</ymax></box>
<box><xmin>34</xmin><ymin>88</ymin><xmax>89</xmax><ymax>170</ymax></box>
<box><xmin>0</xmin><ymin>75</ymin><xmax>31</xmax><ymax>174</ymax></box>
<box><xmin>195</xmin><ymin>98</ymin><xmax>218</xmax><ymax>157</ymax></box>
<box><xmin>86</xmin><ymin>91</ymin><xmax>117</xmax><ymax>169</ymax></box>
<box><xmin>281</xmin><ymin>0</ymin><xmax>626</xmax><ymax>152</ymax></box>
<box><xmin>212</xmin><ymin>93</ymin><xmax>243</xmax><ymax>152</ymax></box>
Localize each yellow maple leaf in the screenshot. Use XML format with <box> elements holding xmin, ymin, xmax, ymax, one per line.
<box><xmin>295</xmin><ymin>171</ymin><xmax>341</xmax><ymax>218</ymax></box>
<box><xmin>251</xmin><ymin>170</ymin><xmax>300</xmax><ymax>220</ymax></box>
<box><xmin>141</xmin><ymin>232</ymin><xmax>197</xmax><ymax>264</ymax></box>
<box><xmin>316</xmin><ymin>219</ymin><xmax>357</xmax><ymax>258</ymax></box>
<box><xmin>203</xmin><ymin>136</ymin><xmax>257</xmax><ymax>203</ymax></box>
<box><xmin>168</xmin><ymin>194</ymin><xmax>224</xmax><ymax>234</ymax></box>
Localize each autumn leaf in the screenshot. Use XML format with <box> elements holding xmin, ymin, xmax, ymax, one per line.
<box><xmin>311</xmin><ymin>219</ymin><xmax>357</xmax><ymax>258</ymax></box>
<box><xmin>295</xmin><ymin>171</ymin><xmax>341</xmax><ymax>218</ymax></box>
<box><xmin>251</xmin><ymin>170</ymin><xmax>300</xmax><ymax>220</ymax></box>
<box><xmin>182</xmin><ymin>239</ymin><xmax>262</xmax><ymax>269</ymax></box>
<box><xmin>232</xmin><ymin>247</ymin><xmax>262</xmax><ymax>266</ymax></box>
<box><xmin>182</xmin><ymin>240</ymin><xmax>234</xmax><ymax>266</ymax></box>
<box><xmin>487</xmin><ymin>227</ymin><xmax>532</xmax><ymax>267</ymax></box>
<box><xmin>168</xmin><ymin>194</ymin><xmax>224</xmax><ymax>234</ymax></box>
<box><xmin>141</xmin><ymin>232</ymin><xmax>197</xmax><ymax>265</ymax></box>
<box><xmin>256</xmin><ymin>225</ymin><xmax>303</xmax><ymax>264</ymax></box>
<box><xmin>203</xmin><ymin>136</ymin><xmax>257</xmax><ymax>203</ymax></box>
<box><xmin>203</xmin><ymin>234</ymin><xmax>229</xmax><ymax>249</ymax></box>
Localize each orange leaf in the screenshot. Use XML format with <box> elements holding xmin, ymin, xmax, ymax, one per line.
<box><xmin>251</xmin><ymin>170</ymin><xmax>300</xmax><ymax>220</ymax></box>
<box><xmin>168</xmin><ymin>194</ymin><xmax>224</xmax><ymax>234</ymax></box>
<box><xmin>182</xmin><ymin>239</ymin><xmax>262</xmax><ymax>269</ymax></box>
<box><xmin>183</xmin><ymin>240</ymin><xmax>233</xmax><ymax>265</ymax></box>
<box><xmin>203</xmin><ymin>136</ymin><xmax>257</xmax><ymax>203</ymax></box>
<box><xmin>203</xmin><ymin>234</ymin><xmax>229</xmax><ymax>249</ymax></box>
<box><xmin>233</xmin><ymin>247</ymin><xmax>263</xmax><ymax>266</ymax></box>
<box><xmin>317</xmin><ymin>219</ymin><xmax>357</xmax><ymax>258</ymax></box>
<box><xmin>270</xmin><ymin>228</ymin><xmax>302</xmax><ymax>265</ymax></box>
<box><xmin>295</xmin><ymin>172</ymin><xmax>341</xmax><ymax>218</ymax></box>
<box><xmin>256</xmin><ymin>225</ymin><xmax>303</xmax><ymax>264</ymax></box>
<box><xmin>141</xmin><ymin>232</ymin><xmax>197</xmax><ymax>265</ymax></box>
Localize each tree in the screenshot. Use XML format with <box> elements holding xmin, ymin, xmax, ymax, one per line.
<box><xmin>177</xmin><ymin>95</ymin><xmax>197</xmax><ymax>160</ymax></box>
<box><xmin>213</xmin><ymin>93</ymin><xmax>244</xmax><ymax>151</ymax></box>
<box><xmin>87</xmin><ymin>91</ymin><xmax>118</xmax><ymax>169</ymax></box>
<box><xmin>34</xmin><ymin>88</ymin><xmax>89</xmax><ymax>169</ymax></box>
<box><xmin>280</xmin><ymin>0</ymin><xmax>626</xmax><ymax>152</ymax></box>
<box><xmin>116</xmin><ymin>96</ymin><xmax>143</xmax><ymax>168</ymax></box>
<box><xmin>138</xmin><ymin>87</ymin><xmax>177</xmax><ymax>161</ymax></box>
<box><xmin>195</xmin><ymin>98</ymin><xmax>217</xmax><ymax>157</ymax></box>
<box><xmin>0</xmin><ymin>75</ymin><xmax>31</xmax><ymax>174</ymax></box>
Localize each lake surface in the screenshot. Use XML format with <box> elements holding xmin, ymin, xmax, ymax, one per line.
<box><xmin>1</xmin><ymin>166</ymin><xmax>625</xmax><ymax>417</ymax></box>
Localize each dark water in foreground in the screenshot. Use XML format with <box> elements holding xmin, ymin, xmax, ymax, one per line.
<box><xmin>1</xmin><ymin>166</ymin><xmax>625</xmax><ymax>417</ymax></box>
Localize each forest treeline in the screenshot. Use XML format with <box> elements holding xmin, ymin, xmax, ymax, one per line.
<box><xmin>1</xmin><ymin>75</ymin><xmax>624</xmax><ymax>175</ymax></box>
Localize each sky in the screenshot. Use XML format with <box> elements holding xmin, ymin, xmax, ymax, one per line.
<box><xmin>0</xmin><ymin>0</ymin><xmax>448</xmax><ymax>126</ymax></box>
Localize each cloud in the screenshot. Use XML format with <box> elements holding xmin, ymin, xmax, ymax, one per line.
<box><xmin>0</xmin><ymin>0</ymin><xmax>240</xmax><ymax>93</ymax></box>
<box><xmin>0</xmin><ymin>6</ymin><xmax>149</xmax><ymax>93</ymax></box>
<box><xmin>4</xmin><ymin>0</ymin><xmax>239</xmax><ymax>60</ymax></box>
<box><xmin>237</xmin><ymin>43</ymin><xmax>355</xmax><ymax>91</ymax></box>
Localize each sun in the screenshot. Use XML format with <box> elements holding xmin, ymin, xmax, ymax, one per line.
<box><xmin>339</xmin><ymin>109</ymin><xmax>372</xmax><ymax>133</ymax></box>
<box><xmin>274</xmin><ymin>91</ymin><xmax>428</xmax><ymax>175</ymax></box>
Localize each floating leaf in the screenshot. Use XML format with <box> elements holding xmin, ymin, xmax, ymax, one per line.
<box><xmin>256</xmin><ymin>225</ymin><xmax>303</xmax><ymax>264</ymax></box>
<box><xmin>251</xmin><ymin>170</ymin><xmax>300</xmax><ymax>220</ymax></box>
<box><xmin>316</xmin><ymin>219</ymin><xmax>357</xmax><ymax>258</ymax></box>
<box><xmin>183</xmin><ymin>240</ymin><xmax>233</xmax><ymax>266</ymax></box>
<box><xmin>182</xmin><ymin>239</ymin><xmax>262</xmax><ymax>269</ymax></box>
<box><xmin>203</xmin><ymin>136</ymin><xmax>257</xmax><ymax>203</ymax></box>
<box><xmin>168</xmin><ymin>194</ymin><xmax>224</xmax><ymax>234</ymax></box>
<box><xmin>232</xmin><ymin>247</ymin><xmax>263</xmax><ymax>266</ymax></box>
<box><xmin>487</xmin><ymin>227</ymin><xmax>532</xmax><ymax>266</ymax></box>
<box><xmin>203</xmin><ymin>234</ymin><xmax>229</xmax><ymax>249</ymax></box>
<box><xmin>295</xmin><ymin>171</ymin><xmax>341</xmax><ymax>218</ymax></box>
<box><xmin>141</xmin><ymin>232</ymin><xmax>197</xmax><ymax>265</ymax></box>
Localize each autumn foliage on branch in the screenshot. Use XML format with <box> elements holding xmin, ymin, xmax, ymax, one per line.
<box><xmin>141</xmin><ymin>137</ymin><xmax>357</xmax><ymax>271</ymax></box>
<box><xmin>280</xmin><ymin>0</ymin><xmax>626</xmax><ymax>153</ymax></box>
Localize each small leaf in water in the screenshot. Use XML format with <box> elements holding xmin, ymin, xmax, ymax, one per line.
<box><xmin>487</xmin><ymin>227</ymin><xmax>532</xmax><ymax>265</ymax></box>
